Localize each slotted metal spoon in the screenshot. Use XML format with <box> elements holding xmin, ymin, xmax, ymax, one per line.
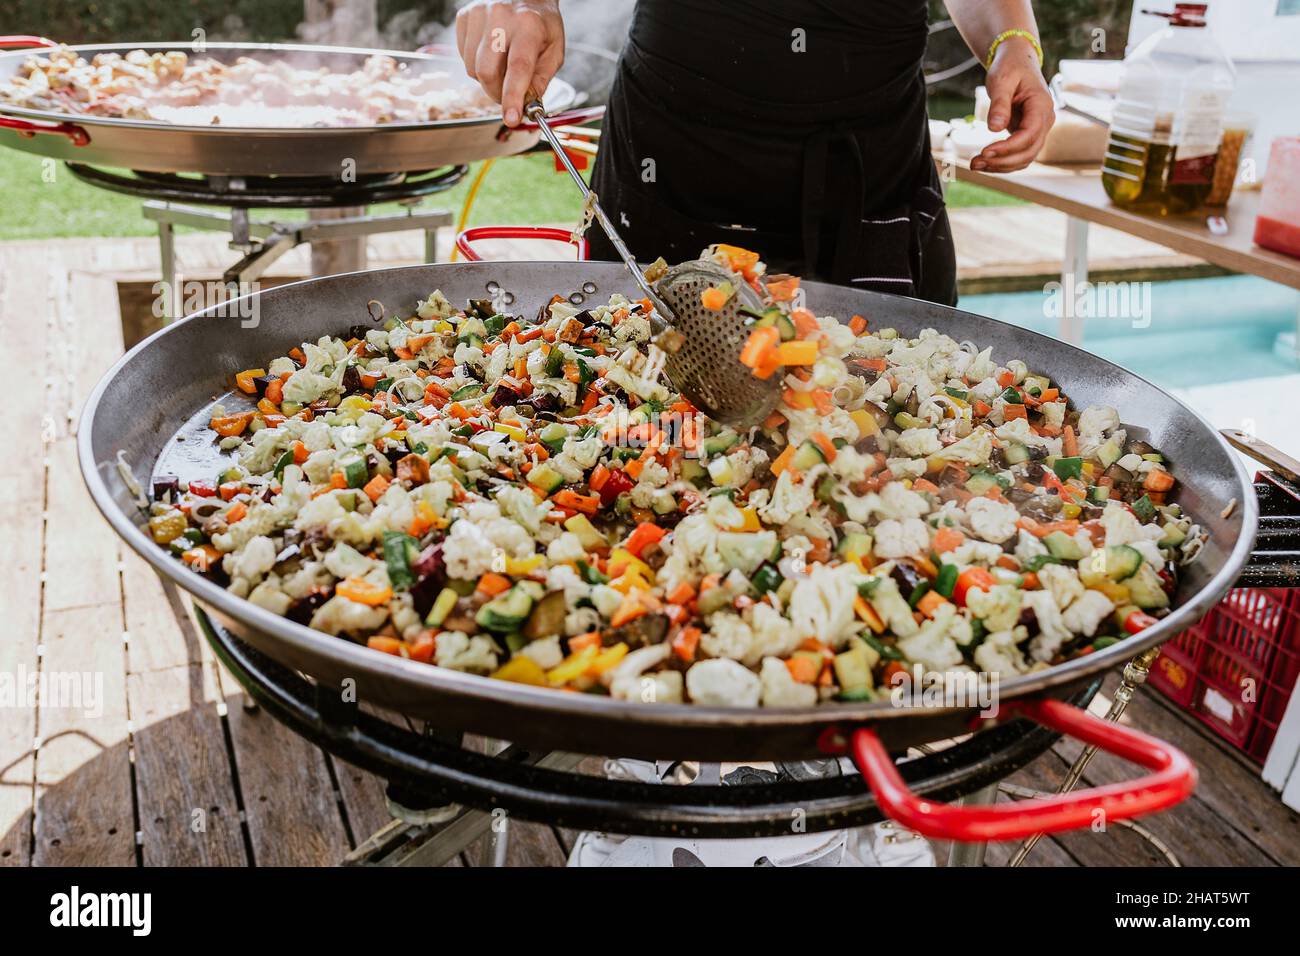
<box><xmin>524</xmin><ymin>97</ymin><xmax>781</xmax><ymax>426</ymax></box>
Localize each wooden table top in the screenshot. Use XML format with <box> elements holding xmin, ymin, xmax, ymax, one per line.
<box><xmin>949</xmin><ymin>160</ymin><xmax>1300</xmax><ymax>291</ymax></box>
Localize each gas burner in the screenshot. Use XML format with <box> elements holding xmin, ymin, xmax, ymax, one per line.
<box><xmin>63</xmin><ymin>162</ymin><xmax>469</xmax><ymax>320</ymax></box>
<box><xmin>196</xmin><ymin>607</ymin><xmax>1098</xmax><ymax>865</ymax></box>
<box><xmin>65</xmin><ymin>163</ymin><xmax>468</xmax><ymax>209</ymax></box>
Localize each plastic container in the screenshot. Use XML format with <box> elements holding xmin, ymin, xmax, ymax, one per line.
<box><xmin>1253</xmin><ymin>136</ymin><xmax>1300</xmax><ymax>259</ymax></box>
<box><xmin>1149</xmin><ymin>587</ymin><xmax>1300</xmax><ymax>764</ymax></box>
<box><xmin>1204</xmin><ymin>111</ymin><xmax>1255</xmax><ymax>206</ymax></box>
<box><xmin>1102</xmin><ymin>3</ymin><xmax>1236</xmax><ymax>215</ymax></box>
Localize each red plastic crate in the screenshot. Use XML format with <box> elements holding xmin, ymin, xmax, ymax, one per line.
<box><xmin>1148</xmin><ymin>588</ymin><xmax>1300</xmax><ymax>763</ymax></box>
<box><xmin>1148</xmin><ymin>621</ymin><xmax>1206</xmax><ymax>707</ymax></box>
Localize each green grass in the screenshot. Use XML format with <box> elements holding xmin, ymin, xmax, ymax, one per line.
<box><xmin>0</xmin><ymin>141</ymin><xmax>1019</xmax><ymax>242</ymax></box>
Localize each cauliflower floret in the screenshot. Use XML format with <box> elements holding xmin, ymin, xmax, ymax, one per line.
<box><xmin>946</xmin><ymin>539</ymin><xmax>1004</xmax><ymax>567</ymax></box>
<box><xmin>866</xmin><ymin>575</ymin><xmax>920</xmax><ymax>637</ymax></box>
<box><xmin>434</xmin><ymin>630</ymin><xmax>500</xmax><ymax>674</ymax></box>
<box><xmin>745</xmin><ymin>601</ymin><xmax>805</xmax><ymax>664</ymax></box>
<box><xmin>247</xmin><ymin>579</ymin><xmax>292</xmax><ymax>616</ymax></box>
<box><xmin>873</xmin><ymin>518</ymin><xmax>930</xmax><ymax>559</ymax></box>
<box><xmin>225</xmin><ymin>534</ymin><xmax>277</xmax><ymax>584</ymax></box>
<box><xmin>1025</xmin><ymin>590</ymin><xmax>1074</xmax><ymax>662</ymax></box>
<box><xmin>1077</xmin><ymin>405</ymin><xmax>1120</xmax><ymax>443</ymax></box>
<box><xmin>1037</xmin><ymin>563</ymin><xmax>1086</xmax><ymax>610</ymax></box>
<box><xmin>965</xmin><ymin>584</ymin><xmax>1023</xmax><ymax>632</ymax></box>
<box><xmin>879</xmin><ymin>480</ymin><xmax>931</xmax><ymax>520</ymax></box>
<box><xmin>897</xmin><ymin>615</ymin><xmax>964</xmax><ymax>673</ymax></box>
<box><xmin>936</xmin><ymin>428</ymin><xmax>993</xmax><ymax>466</ymax></box>
<box><xmin>699</xmin><ymin>611</ymin><xmax>755</xmax><ymax>661</ymax></box>
<box><xmin>1039</xmin><ymin>401</ymin><xmax>1066</xmax><ymax>429</ymax></box>
<box><xmin>895</xmin><ymin>427</ymin><xmax>942</xmax><ymax>458</ymax></box>
<box><xmin>758</xmin><ymin>469</ymin><xmax>817</xmax><ymax>525</ymax></box>
<box><xmin>323</xmin><ymin>542</ymin><xmax>377</xmax><ymax>580</ymax></box>
<box><xmin>546</xmin><ymin>531</ymin><xmax>587</xmax><ymax>564</ymax></box>
<box><xmin>685</xmin><ymin>658</ymin><xmax>762</xmax><ymax>707</ymax></box>
<box><xmin>519</xmin><ymin>635</ymin><xmax>564</xmax><ymax>671</ymax></box>
<box><xmin>1062</xmin><ymin>590</ymin><xmax>1115</xmax><ymax>638</ymax></box>
<box><xmin>1013</xmin><ymin>528</ymin><xmax>1049</xmax><ymax>564</ymax></box>
<box><xmin>787</xmin><ymin>562</ymin><xmax>864</xmax><ymax>648</ymax></box>
<box><xmin>965</xmin><ymin>496</ymin><xmax>1019</xmax><ymax>543</ymax></box>
<box><xmin>309</xmin><ymin>595</ymin><xmax>389</xmax><ymax>636</ymax></box>
<box><xmin>759</xmin><ymin>657</ymin><xmax>818</xmax><ymax>707</ymax></box>
<box><xmin>974</xmin><ymin>627</ymin><xmax>1030</xmax><ymax>676</ymax></box>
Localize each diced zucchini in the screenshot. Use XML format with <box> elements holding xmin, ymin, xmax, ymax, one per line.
<box><xmin>750</xmin><ymin>562</ymin><xmax>784</xmax><ymax>596</ymax></box>
<box><xmin>791</xmin><ymin>440</ymin><xmax>827</xmax><ymax>471</ymax></box>
<box><xmin>1088</xmin><ymin>484</ymin><xmax>1111</xmax><ymax>503</ymax></box>
<box><xmin>965</xmin><ymin>472</ymin><xmax>1001</xmax><ymax>496</ymax></box>
<box><xmin>1043</xmin><ymin>530</ymin><xmax>1087</xmax><ymax>562</ymax></box>
<box><xmin>476</xmin><ymin>584</ymin><xmax>537</xmax><ymax>633</ymax></box>
<box><xmin>1004</xmin><ymin>443</ymin><xmax>1030</xmax><ymax>466</ymax></box>
<box><xmin>528</xmin><ymin>463</ymin><xmax>565</xmax><ymax>494</ymax></box>
<box><xmin>1053</xmin><ymin>456</ymin><xmax>1084</xmax><ymax>481</ymax></box>
<box><xmin>838</xmin><ymin>532</ymin><xmax>873</xmax><ymax>561</ymax></box>
<box><xmin>338</xmin><ymin>452</ymin><xmax>369</xmax><ymax>488</ymax></box>
<box><xmin>1104</xmin><ymin>544</ymin><xmax>1143</xmax><ymax>581</ymax></box>
<box><xmin>424</xmin><ymin>587</ymin><xmax>460</xmax><ymax>628</ymax></box>
<box><xmin>833</xmin><ymin>644</ymin><xmax>876</xmax><ymax>693</ymax></box>
<box><xmin>449</xmin><ymin>384</ymin><xmax>482</xmax><ymax>401</ymax></box>
<box><xmin>1125</xmin><ymin>563</ymin><xmax>1170</xmax><ymax>609</ymax></box>
<box><xmin>562</xmin><ymin>513</ymin><xmax>605</xmax><ymax>550</ymax></box>
<box><xmin>1159</xmin><ymin>522</ymin><xmax>1187</xmax><ymax>548</ymax></box>
<box><xmin>1096</xmin><ymin>438</ymin><xmax>1123</xmax><ymax>470</ymax></box>
<box><xmin>702</xmin><ymin>430</ymin><xmax>739</xmax><ymax>457</ymax></box>
<box><xmin>382</xmin><ymin>531</ymin><xmax>419</xmax><ymax>591</ymax></box>
<box><xmin>679</xmin><ymin>459</ymin><xmax>707</xmax><ymax>483</ymax></box>
<box><xmin>707</xmin><ymin>457</ymin><xmax>734</xmax><ymax>486</ymax></box>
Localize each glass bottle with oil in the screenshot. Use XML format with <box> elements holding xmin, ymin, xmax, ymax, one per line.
<box><xmin>1103</xmin><ymin>3</ymin><xmax>1235</xmax><ymax>216</ymax></box>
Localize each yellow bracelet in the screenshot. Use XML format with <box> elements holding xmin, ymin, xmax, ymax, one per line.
<box><xmin>985</xmin><ymin>28</ymin><xmax>1043</xmax><ymax>69</ymax></box>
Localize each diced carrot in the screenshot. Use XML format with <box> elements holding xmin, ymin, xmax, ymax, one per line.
<box><xmin>589</xmin><ymin>463</ymin><xmax>611</xmax><ymax>492</ymax></box>
<box><xmin>972</xmin><ymin>399</ymin><xmax>992</xmax><ymax>417</ymax></box>
<box><xmin>1144</xmin><ymin>468</ymin><xmax>1175</xmax><ymax>492</ymax></box>
<box><xmin>610</xmin><ymin>592</ymin><xmax>647</xmax><ymax>628</ymax></box>
<box><xmin>362</xmin><ymin>473</ymin><xmax>391</xmax><ymax>503</ymax></box>
<box><xmin>766</xmin><ymin>276</ymin><xmax>800</xmax><ymax>301</ymax></box>
<box><xmin>770</xmin><ymin>443</ymin><xmax>797</xmax><ymax>476</ymax></box>
<box><xmin>568</xmin><ymin>631</ymin><xmax>602</xmax><ymax>653</ymax></box>
<box><xmin>916</xmin><ymin>590</ymin><xmax>949</xmax><ymax>618</ymax></box>
<box><xmin>811</xmin><ymin>390</ymin><xmax>834</xmax><ymax>416</ymax></box>
<box><xmin>848</xmin><ymin>314</ymin><xmax>868</xmax><ymax>335</ymax></box>
<box><xmin>338</xmin><ymin>577</ymin><xmax>393</xmax><ymax>606</ymax></box>
<box><xmin>1021</xmin><ymin>572</ymin><xmax>1041</xmax><ymax>590</ymax></box>
<box><xmin>210</xmin><ymin>411</ymin><xmax>255</xmax><ymax>437</ymax></box>
<box><xmin>776</xmin><ymin>340</ymin><xmax>818</xmax><ymax>365</ymax></box>
<box><xmin>407</xmin><ymin>631</ymin><xmax>437</xmax><ymax>663</ymax></box>
<box><xmin>624</xmin><ymin>522</ymin><xmax>667</xmax><ymax>557</ymax></box>
<box><xmin>809</xmin><ymin>431</ymin><xmax>838</xmax><ymax>464</ymax></box>
<box><xmin>700</xmin><ymin>286</ymin><xmax>729</xmax><ymax>310</ymax></box>
<box><xmin>395</xmin><ymin>453</ymin><xmax>430</xmax><ymax>485</ymax></box>
<box><xmin>716</xmin><ymin>244</ymin><xmax>760</xmax><ymax>277</ymax></box>
<box><xmin>740</xmin><ymin>326</ymin><xmax>780</xmax><ymax>369</ymax></box>
<box><xmin>854</xmin><ymin>357</ymin><xmax>888</xmax><ymax>373</ymax></box>
<box><xmin>476</xmin><ymin>572</ymin><xmax>512</xmax><ymax>597</ymax></box>
<box><xmin>264</xmin><ymin>377</ymin><xmax>284</xmax><ymax>405</ymax></box>
<box><xmin>292</xmin><ymin>440</ymin><xmax>310</xmax><ymax>465</ymax></box>
<box><xmin>224</xmin><ymin>501</ymin><xmax>248</xmax><ymax>523</ymax></box>
<box><xmin>367</xmin><ymin>636</ymin><xmax>404</xmax><ymax>656</ymax></box>
<box><xmin>1062</xmin><ymin>424</ymin><xmax>1079</xmax><ymax>458</ymax></box>
<box><xmin>912</xmin><ymin>477</ymin><xmax>940</xmax><ymax>495</ymax></box>
<box><xmin>554</xmin><ymin>489</ymin><xmax>600</xmax><ymax>514</ymax></box>
<box><xmin>235</xmin><ymin>368</ymin><xmax>265</xmax><ymax>394</ymax></box>
<box><xmin>854</xmin><ymin>596</ymin><xmax>885</xmax><ymax>633</ymax></box>
<box><xmin>932</xmin><ymin>526</ymin><xmax>965</xmax><ymax>553</ymax></box>
<box><xmin>997</xmin><ymin>370</ymin><xmax>1015</xmax><ymax>388</ymax></box>
<box><xmin>672</xmin><ymin>626</ymin><xmax>702</xmax><ymax>662</ymax></box>
<box><xmin>785</xmin><ymin>655</ymin><xmax>820</xmax><ymax>684</ymax></box>
<box><xmin>1037</xmin><ymin>388</ymin><xmax>1059</xmax><ymax>403</ymax></box>
<box><xmin>1003</xmin><ymin>404</ymin><xmax>1028</xmax><ymax>420</ymax></box>
<box><xmin>288</xmin><ymin>347</ymin><xmax>306</xmax><ymax>365</ymax></box>
<box><xmin>666</xmin><ymin>581</ymin><xmax>697</xmax><ymax>606</ymax></box>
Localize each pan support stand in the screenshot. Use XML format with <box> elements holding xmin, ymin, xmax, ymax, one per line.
<box><xmin>143</xmin><ymin>199</ymin><xmax>451</xmax><ymax>322</ymax></box>
<box><xmin>1000</xmin><ymin>645</ymin><xmax>1180</xmax><ymax>867</ymax></box>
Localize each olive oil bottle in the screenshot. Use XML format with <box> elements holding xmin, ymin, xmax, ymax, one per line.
<box><xmin>1102</xmin><ymin>3</ymin><xmax>1234</xmax><ymax>216</ymax></box>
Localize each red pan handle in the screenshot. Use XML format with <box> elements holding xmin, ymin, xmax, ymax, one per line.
<box><xmin>0</xmin><ymin>36</ymin><xmax>91</xmax><ymax>146</ymax></box>
<box><xmin>0</xmin><ymin>36</ymin><xmax>58</xmax><ymax>48</ymax></box>
<box><xmin>456</xmin><ymin>226</ymin><xmax>588</xmax><ymax>262</ymax></box>
<box><xmin>834</xmin><ymin>697</ymin><xmax>1197</xmax><ymax>842</ymax></box>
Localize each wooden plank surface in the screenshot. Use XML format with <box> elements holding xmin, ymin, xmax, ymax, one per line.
<box><xmin>0</xmin><ymin>246</ymin><xmax>50</xmax><ymax>865</ymax></box>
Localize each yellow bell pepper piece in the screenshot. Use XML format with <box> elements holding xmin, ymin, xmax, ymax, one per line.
<box><xmin>607</xmin><ymin>547</ymin><xmax>653</xmax><ymax>582</ymax></box>
<box><xmin>491</xmin><ymin>657</ymin><xmax>547</xmax><ymax>685</ymax></box>
<box><xmin>505</xmin><ymin>554</ymin><xmax>545</xmax><ymax>576</ymax></box>
<box><xmin>547</xmin><ymin>645</ymin><xmax>599</xmax><ymax>685</ymax></box>
<box><xmin>850</xmin><ymin>409</ymin><xmax>879</xmax><ymax>439</ymax></box>
<box><xmin>737</xmin><ymin>508</ymin><xmax>761</xmax><ymax>532</ymax></box>
<box><xmin>588</xmin><ymin>642</ymin><xmax>629</xmax><ymax>676</ymax></box>
<box><xmin>494</xmin><ymin>421</ymin><xmax>528</xmax><ymax>443</ymax></box>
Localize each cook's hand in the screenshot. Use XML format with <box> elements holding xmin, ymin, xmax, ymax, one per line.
<box><xmin>972</xmin><ymin>37</ymin><xmax>1055</xmax><ymax>173</ymax></box>
<box><xmin>456</xmin><ymin>0</ymin><xmax>565</xmax><ymax>127</ymax></box>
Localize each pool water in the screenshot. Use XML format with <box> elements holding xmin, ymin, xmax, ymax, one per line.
<box><xmin>962</xmin><ymin>274</ymin><xmax>1299</xmax><ymax>460</ymax></box>
<box><xmin>962</xmin><ymin>275</ymin><xmax>1298</xmax><ymax>390</ymax></box>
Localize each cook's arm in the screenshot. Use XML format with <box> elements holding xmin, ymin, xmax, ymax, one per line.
<box><xmin>456</xmin><ymin>0</ymin><xmax>565</xmax><ymax>127</ymax></box>
<box><xmin>944</xmin><ymin>0</ymin><xmax>1054</xmax><ymax>172</ymax></box>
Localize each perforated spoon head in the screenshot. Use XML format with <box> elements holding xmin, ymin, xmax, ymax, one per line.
<box><xmin>652</xmin><ymin>260</ymin><xmax>782</xmax><ymax>428</ymax></box>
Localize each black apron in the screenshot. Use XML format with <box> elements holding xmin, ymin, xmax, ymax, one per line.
<box><xmin>587</xmin><ymin>0</ymin><xmax>957</xmax><ymax>306</ymax></box>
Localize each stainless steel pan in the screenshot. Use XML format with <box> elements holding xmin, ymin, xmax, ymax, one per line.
<box><xmin>0</xmin><ymin>39</ymin><xmax>581</xmax><ymax>176</ymax></box>
<box><xmin>78</xmin><ymin>261</ymin><xmax>1256</xmax><ymax>765</ymax></box>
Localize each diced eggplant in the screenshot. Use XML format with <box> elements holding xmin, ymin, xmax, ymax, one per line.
<box><xmin>1127</xmin><ymin>439</ymin><xmax>1156</xmax><ymax>457</ymax></box>
<box><xmin>411</xmin><ymin>544</ymin><xmax>445</xmax><ymax>582</ymax></box>
<box><xmin>605</xmin><ymin>613</ymin><xmax>669</xmax><ymax>649</ymax></box>
<box><xmin>341</xmin><ymin>364</ymin><xmax>362</xmax><ymax>393</ymax></box>
<box><xmin>287</xmin><ymin>588</ymin><xmax>332</xmax><ymax>626</ymax></box>
<box><xmin>348</xmin><ymin>323</ymin><xmax>374</xmax><ymax>340</ymax></box>
<box><xmin>251</xmin><ymin>374</ymin><xmax>278</xmax><ymax>398</ymax></box>
<box><xmin>522</xmin><ymin>590</ymin><xmax>567</xmax><ymax>641</ymax></box>
<box><xmin>522</xmin><ymin>392</ymin><xmax>561</xmax><ymax>414</ymax></box>
<box><xmin>890</xmin><ymin>562</ymin><xmax>923</xmax><ymax>598</ymax></box>
<box><xmin>1104</xmin><ymin>463</ymin><xmax>1135</xmax><ymax>485</ymax></box>
<box><xmin>490</xmin><ymin>383</ymin><xmax>525</xmax><ymax>408</ymax></box>
<box><xmin>152</xmin><ymin>475</ymin><xmax>180</xmax><ymax>502</ymax></box>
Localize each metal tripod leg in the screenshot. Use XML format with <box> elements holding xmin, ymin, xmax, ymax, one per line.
<box><xmin>1006</xmin><ymin>646</ymin><xmax>1163</xmax><ymax>867</ymax></box>
<box><xmin>946</xmin><ymin>783</ymin><xmax>999</xmax><ymax>867</ymax></box>
<box><xmin>157</xmin><ymin>219</ymin><xmax>177</xmax><ymax>322</ymax></box>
